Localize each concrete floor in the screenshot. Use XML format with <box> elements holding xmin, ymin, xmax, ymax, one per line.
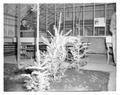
<box><xmin>4</xmin><ymin>53</ymin><xmax>116</xmax><ymax>91</ymax></box>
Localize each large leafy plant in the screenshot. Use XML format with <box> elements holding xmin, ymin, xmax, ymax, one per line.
<box><xmin>19</xmin><ymin>13</ymin><xmax>89</xmax><ymax>91</ymax></box>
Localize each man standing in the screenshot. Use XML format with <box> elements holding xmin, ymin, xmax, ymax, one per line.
<box><xmin>110</xmin><ymin>7</ymin><xmax>116</xmax><ymax>65</ymax></box>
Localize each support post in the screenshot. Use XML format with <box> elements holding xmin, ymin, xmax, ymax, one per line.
<box><xmin>64</xmin><ymin>4</ymin><xmax>65</xmax><ymax>33</ymax></box>
<box><xmin>55</xmin><ymin>4</ymin><xmax>56</xmax><ymax>26</ymax></box>
<box><xmin>93</xmin><ymin>3</ymin><xmax>95</xmax><ymax>36</ymax></box>
<box><xmin>36</xmin><ymin>4</ymin><xmax>40</xmax><ymax>65</ymax></box>
<box><xmin>105</xmin><ymin>4</ymin><xmax>107</xmax><ymax>36</ymax></box>
<box><xmin>73</xmin><ymin>4</ymin><xmax>75</xmax><ymax>36</ymax></box>
<box><xmin>83</xmin><ymin>3</ymin><xmax>84</xmax><ymax>36</ymax></box>
<box><xmin>16</xmin><ymin>4</ymin><xmax>21</xmax><ymax>68</ymax></box>
<box><xmin>46</xmin><ymin>4</ymin><xmax>48</xmax><ymax>33</ymax></box>
<box><xmin>78</xmin><ymin>6</ymin><xmax>81</xmax><ymax>36</ymax></box>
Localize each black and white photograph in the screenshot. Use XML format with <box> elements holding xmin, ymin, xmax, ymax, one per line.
<box><xmin>2</xmin><ymin>1</ymin><xmax>118</xmax><ymax>93</ymax></box>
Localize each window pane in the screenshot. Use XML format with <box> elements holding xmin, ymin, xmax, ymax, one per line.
<box><xmin>75</xmin><ymin>6</ymin><xmax>83</xmax><ymax>20</ymax></box>
<box><xmin>84</xmin><ymin>20</ymin><xmax>94</xmax><ymax>26</ymax></box>
<box><xmin>80</xmin><ymin>26</ymin><xmax>83</xmax><ymax>36</ymax></box>
<box><xmin>84</xmin><ymin>11</ymin><xmax>93</xmax><ymax>19</ymax></box>
<box><xmin>95</xmin><ymin>27</ymin><xmax>105</xmax><ymax>36</ymax></box>
<box><xmin>84</xmin><ymin>5</ymin><xmax>94</xmax><ymax>11</ymax></box>
<box><xmin>95</xmin><ymin>4</ymin><xmax>105</xmax><ymax>10</ymax></box>
<box><xmin>107</xmin><ymin>3</ymin><xmax>116</xmax><ymax>10</ymax></box>
<box><xmin>107</xmin><ymin>9</ymin><xmax>114</xmax><ymax>19</ymax></box>
<box><xmin>106</xmin><ymin>25</ymin><xmax>112</xmax><ymax>35</ymax></box>
<box><xmin>95</xmin><ymin>10</ymin><xmax>105</xmax><ymax>18</ymax></box>
<box><xmin>65</xmin><ymin>4</ymin><xmax>73</xmax><ymax>35</ymax></box>
<box><xmin>84</xmin><ymin>26</ymin><xmax>93</xmax><ymax>36</ymax></box>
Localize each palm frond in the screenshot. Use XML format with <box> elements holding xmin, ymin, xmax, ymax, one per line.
<box><xmin>64</xmin><ymin>30</ymin><xmax>72</xmax><ymax>36</ymax></box>
<box><xmin>47</xmin><ymin>30</ymin><xmax>54</xmax><ymax>38</ymax></box>
<box><xmin>41</xmin><ymin>36</ymin><xmax>50</xmax><ymax>46</ymax></box>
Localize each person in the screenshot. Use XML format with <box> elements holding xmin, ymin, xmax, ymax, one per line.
<box><xmin>110</xmin><ymin>9</ymin><xmax>116</xmax><ymax>64</ymax></box>
<box><xmin>20</xmin><ymin>19</ymin><xmax>28</xmax><ymax>30</ymax></box>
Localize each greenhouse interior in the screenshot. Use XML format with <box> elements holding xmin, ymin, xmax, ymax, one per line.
<box><xmin>4</xmin><ymin>3</ymin><xmax>116</xmax><ymax>92</ymax></box>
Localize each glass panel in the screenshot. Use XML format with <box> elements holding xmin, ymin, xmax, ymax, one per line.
<box><xmin>39</xmin><ymin>4</ymin><xmax>46</xmax><ymax>33</ymax></box>
<box><xmin>65</xmin><ymin>4</ymin><xmax>73</xmax><ymax>35</ymax></box>
<box><xmin>47</xmin><ymin>4</ymin><xmax>55</xmax><ymax>36</ymax></box>
<box><xmin>84</xmin><ymin>20</ymin><xmax>94</xmax><ymax>26</ymax></box>
<box><xmin>95</xmin><ymin>27</ymin><xmax>105</xmax><ymax>36</ymax></box>
<box><xmin>80</xmin><ymin>26</ymin><xmax>83</xmax><ymax>36</ymax></box>
<box><xmin>74</xmin><ymin>28</ymin><xmax>79</xmax><ymax>36</ymax></box>
<box><xmin>106</xmin><ymin>19</ymin><xmax>111</xmax><ymax>36</ymax></box>
<box><xmin>84</xmin><ymin>26</ymin><xmax>93</xmax><ymax>36</ymax></box>
<box><xmin>75</xmin><ymin>6</ymin><xmax>83</xmax><ymax>36</ymax></box>
<box><xmin>84</xmin><ymin>11</ymin><xmax>93</xmax><ymax>19</ymax></box>
<box><xmin>95</xmin><ymin>4</ymin><xmax>105</xmax><ymax>10</ymax></box>
<box><xmin>84</xmin><ymin>5</ymin><xmax>94</xmax><ymax>11</ymax></box>
<box><xmin>83</xmin><ymin>5</ymin><xmax>94</xmax><ymax>36</ymax></box>
<box><xmin>106</xmin><ymin>24</ymin><xmax>112</xmax><ymax>36</ymax></box>
<box><xmin>56</xmin><ymin>4</ymin><xmax>65</xmax><ymax>32</ymax></box>
<box><xmin>106</xmin><ymin>9</ymin><xmax>114</xmax><ymax>19</ymax></box>
<box><xmin>107</xmin><ymin>3</ymin><xmax>116</xmax><ymax>10</ymax></box>
<box><xmin>95</xmin><ymin>10</ymin><xmax>105</xmax><ymax>18</ymax></box>
<box><xmin>39</xmin><ymin>3</ymin><xmax>116</xmax><ymax>37</ymax></box>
